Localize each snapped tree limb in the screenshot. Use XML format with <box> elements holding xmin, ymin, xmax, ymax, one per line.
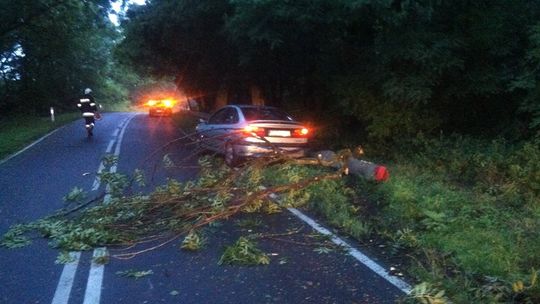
<box><xmin>292</xmin><ymin>147</ymin><xmax>389</xmax><ymax>182</ymax></box>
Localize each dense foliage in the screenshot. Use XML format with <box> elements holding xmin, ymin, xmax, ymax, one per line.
<box><xmin>0</xmin><ymin>0</ymin><xmax>141</xmax><ymax>115</ymax></box>
<box><xmin>119</xmin><ymin>0</ymin><xmax>540</xmax><ymax>139</ymax></box>
<box><xmin>368</xmin><ymin>136</ymin><xmax>540</xmax><ymax>303</ymax></box>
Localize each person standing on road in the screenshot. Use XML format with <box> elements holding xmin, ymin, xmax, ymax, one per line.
<box><xmin>77</xmin><ymin>88</ymin><xmax>99</xmax><ymax>137</ymax></box>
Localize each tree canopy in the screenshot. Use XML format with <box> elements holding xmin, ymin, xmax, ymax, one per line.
<box><xmin>2</xmin><ymin>0</ymin><xmax>539</xmax><ymax>138</ymax></box>
<box><xmin>119</xmin><ymin>0</ymin><xmax>540</xmax><ymax>139</ymax></box>
<box><xmin>0</xmin><ymin>0</ymin><xmax>140</xmax><ymax>115</ymax></box>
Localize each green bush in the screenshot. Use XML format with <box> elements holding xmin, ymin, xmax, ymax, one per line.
<box><xmin>364</xmin><ymin>136</ymin><xmax>540</xmax><ymax>302</ymax></box>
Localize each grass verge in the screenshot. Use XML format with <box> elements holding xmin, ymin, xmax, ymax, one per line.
<box><xmin>0</xmin><ymin>113</ymin><xmax>80</xmax><ymax>160</ymax></box>
<box><xmin>372</xmin><ymin>137</ymin><xmax>540</xmax><ymax>303</ymax></box>
<box><xmin>307</xmin><ymin>136</ymin><xmax>539</xmax><ymax>303</ymax></box>
<box><xmin>260</xmin><ymin>135</ymin><xmax>539</xmax><ymax>302</ymax></box>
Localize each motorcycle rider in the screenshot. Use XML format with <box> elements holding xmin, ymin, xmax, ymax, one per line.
<box><xmin>77</xmin><ymin>88</ymin><xmax>99</xmax><ymax>137</ymax></box>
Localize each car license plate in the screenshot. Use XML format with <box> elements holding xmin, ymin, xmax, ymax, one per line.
<box><xmin>268</xmin><ymin>130</ymin><xmax>291</xmax><ymax>137</ymax></box>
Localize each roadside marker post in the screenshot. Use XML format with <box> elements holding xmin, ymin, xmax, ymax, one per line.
<box><xmin>50</xmin><ymin>107</ymin><xmax>55</xmax><ymax>122</ymax></box>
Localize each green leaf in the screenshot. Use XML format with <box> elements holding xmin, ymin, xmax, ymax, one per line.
<box><xmin>55</xmin><ymin>252</ymin><xmax>76</xmax><ymax>264</ymax></box>
<box><xmin>181</xmin><ymin>231</ymin><xmax>205</xmax><ymax>251</ymax></box>
<box><xmin>219</xmin><ymin>237</ymin><xmax>270</xmax><ymax>266</ymax></box>
<box><xmin>133</xmin><ymin>169</ymin><xmax>146</xmax><ymax>187</ymax></box>
<box><xmin>313</xmin><ymin>247</ymin><xmax>332</xmax><ymax>254</ymax></box>
<box><xmin>63</xmin><ymin>187</ymin><xmax>86</xmax><ymax>203</ymax></box>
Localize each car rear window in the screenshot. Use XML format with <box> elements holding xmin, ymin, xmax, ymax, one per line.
<box><xmin>241</xmin><ymin>107</ymin><xmax>294</xmax><ymax>121</ymax></box>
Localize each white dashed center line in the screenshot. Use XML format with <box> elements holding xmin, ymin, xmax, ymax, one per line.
<box><xmin>51</xmin><ymin>114</ymin><xmax>137</xmax><ymax>304</ymax></box>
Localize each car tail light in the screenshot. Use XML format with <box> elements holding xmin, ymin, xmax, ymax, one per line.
<box><xmin>243</xmin><ymin>125</ymin><xmax>266</xmax><ymax>137</ymax></box>
<box><xmin>293</xmin><ymin>127</ymin><xmax>310</xmax><ymax>137</ymax></box>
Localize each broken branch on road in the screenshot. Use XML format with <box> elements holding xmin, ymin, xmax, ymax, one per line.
<box><xmin>1</xmin><ymin>133</ymin><xmax>389</xmax><ymax>264</ymax></box>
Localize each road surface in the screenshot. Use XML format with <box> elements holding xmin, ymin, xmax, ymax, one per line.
<box><xmin>0</xmin><ymin>112</ymin><xmax>409</xmax><ymax>303</ymax></box>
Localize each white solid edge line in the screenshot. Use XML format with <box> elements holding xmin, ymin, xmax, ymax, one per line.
<box><xmin>51</xmin><ymin>252</ymin><xmax>81</xmax><ymax>304</ymax></box>
<box><xmin>91</xmin><ymin>162</ymin><xmax>106</xmax><ymax>191</ymax></box>
<box><xmin>83</xmin><ymin>248</ymin><xmax>107</xmax><ymax>304</ymax></box>
<box><xmin>287</xmin><ymin>207</ymin><xmax>412</xmax><ymax>294</ymax></box>
<box><xmin>105</xmin><ymin>139</ymin><xmax>116</xmax><ymax>154</ymax></box>
<box><xmin>0</xmin><ymin>127</ymin><xmax>63</xmax><ymax>166</ymax></box>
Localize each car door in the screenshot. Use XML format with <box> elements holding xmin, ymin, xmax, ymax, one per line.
<box><xmin>210</xmin><ymin>107</ymin><xmax>240</xmax><ymax>151</ymax></box>
<box><xmin>201</xmin><ymin>107</ymin><xmax>239</xmax><ymax>151</ymax></box>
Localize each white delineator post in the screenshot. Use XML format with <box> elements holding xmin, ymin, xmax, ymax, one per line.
<box><xmin>50</xmin><ymin>107</ymin><xmax>55</xmax><ymax>122</ymax></box>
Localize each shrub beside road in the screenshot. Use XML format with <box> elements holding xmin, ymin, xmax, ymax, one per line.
<box><xmin>368</xmin><ymin>137</ymin><xmax>540</xmax><ymax>303</ymax></box>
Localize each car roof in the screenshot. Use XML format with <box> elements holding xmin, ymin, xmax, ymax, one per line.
<box><xmin>227</xmin><ymin>104</ymin><xmax>278</xmax><ymax>110</ymax></box>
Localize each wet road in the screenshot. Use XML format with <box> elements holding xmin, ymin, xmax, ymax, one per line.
<box><xmin>0</xmin><ymin>112</ymin><xmax>408</xmax><ymax>303</ymax></box>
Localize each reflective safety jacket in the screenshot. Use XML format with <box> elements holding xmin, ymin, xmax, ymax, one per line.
<box><xmin>77</xmin><ymin>94</ymin><xmax>98</xmax><ymax>117</ymax></box>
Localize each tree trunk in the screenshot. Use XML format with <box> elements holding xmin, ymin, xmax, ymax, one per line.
<box><xmin>250</xmin><ymin>85</ymin><xmax>264</xmax><ymax>106</ymax></box>
<box><xmin>294</xmin><ymin>149</ymin><xmax>389</xmax><ymax>182</ymax></box>
<box><xmin>215</xmin><ymin>85</ymin><xmax>228</xmax><ymax>110</ymax></box>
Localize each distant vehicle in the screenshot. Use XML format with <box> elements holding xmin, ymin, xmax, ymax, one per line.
<box><xmin>196</xmin><ymin>105</ymin><xmax>311</xmax><ymax>166</ymax></box>
<box><xmin>146</xmin><ymin>99</ymin><xmax>174</xmax><ymax>117</ymax></box>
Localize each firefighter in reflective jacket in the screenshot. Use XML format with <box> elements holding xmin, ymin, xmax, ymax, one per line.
<box><xmin>77</xmin><ymin>88</ymin><xmax>99</xmax><ymax>136</ymax></box>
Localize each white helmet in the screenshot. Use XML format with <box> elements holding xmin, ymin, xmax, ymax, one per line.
<box><xmin>84</xmin><ymin>88</ymin><xmax>92</xmax><ymax>94</ymax></box>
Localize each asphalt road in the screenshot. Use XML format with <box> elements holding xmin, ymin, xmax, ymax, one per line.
<box><xmin>0</xmin><ymin>112</ymin><xmax>408</xmax><ymax>304</ymax></box>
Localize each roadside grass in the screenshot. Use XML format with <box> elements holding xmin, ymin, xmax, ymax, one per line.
<box><xmin>361</xmin><ymin>137</ymin><xmax>540</xmax><ymax>303</ymax></box>
<box><xmin>0</xmin><ymin>102</ymin><xmax>138</xmax><ymax>160</ymax></box>
<box><xmin>260</xmin><ymin>136</ymin><xmax>539</xmax><ymax>302</ymax></box>
<box><xmin>0</xmin><ymin>107</ymin><xmax>187</xmax><ymax>161</ymax></box>
<box><xmin>0</xmin><ymin>113</ymin><xmax>80</xmax><ymax>160</ymax></box>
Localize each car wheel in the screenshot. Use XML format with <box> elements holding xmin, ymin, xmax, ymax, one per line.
<box><xmin>225</xmin><ymin>143</ymin><xmax>239</xmax><ymax>167</ymax></box>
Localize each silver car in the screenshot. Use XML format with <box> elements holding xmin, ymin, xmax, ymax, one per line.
<box><xmin>195</xmin><ymin>105</ymin><xmax>310</xmax><ymax>166</ymax></box>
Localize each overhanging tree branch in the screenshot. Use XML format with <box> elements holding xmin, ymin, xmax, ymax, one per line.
<box><xmin>0</xmin><ymin>0</ymin><xmax>70</xmax><ymax>40</ymax></box>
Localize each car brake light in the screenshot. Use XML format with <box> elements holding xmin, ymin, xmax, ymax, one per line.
<box><xmin>243</xmin><ymin>125</ymin><xmax>266</xmax><ymax>137</ymax></box>
<box><xmin>293</xmin><ymin>128</ymin><xmax>309</xmax><ymax>137</ymax></box>
<box><xmin>147</xmin><ymin>100</ymin><xmax>157</xmax><ymax>106</ymax></box>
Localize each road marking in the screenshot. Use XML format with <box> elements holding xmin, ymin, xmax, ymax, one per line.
<box><xmin>83</xmin><ymin>114</ymin><xmax>136</xmax><ymax>304</ymax></box>
<box><xmin>91</xmin><ymin>140</ymin><xmax>116</xmax><ymax>191</ymax></box>
<box><xmin>51</xmin><ymin>114</ymin><xmax>137</xmax><ymax>304</ymax></box>
<box><xmin>83</xmin><ymin>248</ymin><xmax>107</xmax><ymax>304</ymax></box>
<box><xmin>91</xmin><ymin>116</ymin><xmax>130</xmax><ymax>191</ymax></box>
<box><xmin>51</xmin><ymin>252</ymin><xmax>81</xmax><ymax>304</ymax></box>
<box><xmin>287</xmin><ymin>207</ymin><xmax>412</xmax><ymax>294</ymax></box>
